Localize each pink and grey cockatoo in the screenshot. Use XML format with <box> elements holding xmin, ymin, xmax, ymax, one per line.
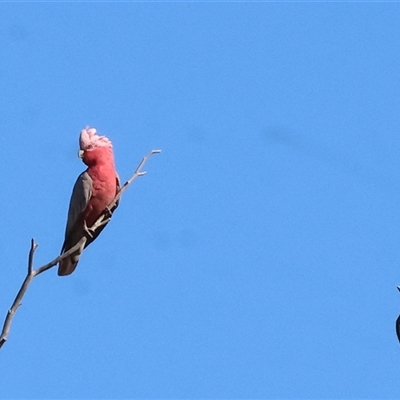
<box><xmin>58</xmin><ymin>127</ymin><xmax>120</xmax><ymax>276</ymax></box>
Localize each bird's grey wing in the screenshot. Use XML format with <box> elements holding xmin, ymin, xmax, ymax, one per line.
<box><xmin>58</xmin><ymin>171</ymin><xmax>92</xmax><ymax>276</ymax></box>
<box><xmin>64</xmin><ymin>171</ymin><xmax>93</xmax><ymax>239</ymax></box>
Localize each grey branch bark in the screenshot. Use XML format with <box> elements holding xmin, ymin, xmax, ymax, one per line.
<box><xmin>0</xmin><ymin>149</ymin><xmax>161</xmax><ymax>350</ymax></box>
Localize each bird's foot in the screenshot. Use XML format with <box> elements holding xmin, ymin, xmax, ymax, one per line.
<box><xmin>93</xmin><ymin>206</ymin><xmax>113</xmax><ymax>228</ymax></box>
<box><xmin>83</xmin><ymin>220</ymin><xmax>94</xmax><ymax>238</ymax></box>
<box><xmin>103</xmin><ymin>206</ymin><xmax>113</xmax><ymax>219</ymax></box>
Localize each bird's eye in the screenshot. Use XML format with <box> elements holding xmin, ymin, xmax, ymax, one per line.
<box><xmin>86</xmin><ymin>144</ymin><xmax>93</xmax><ymax>150</ymax></box>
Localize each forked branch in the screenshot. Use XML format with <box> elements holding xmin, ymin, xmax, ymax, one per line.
<box><xmin>0</xmin><ymin>149</ymin><xmax>161</xmax><ymax>349</ymax></box>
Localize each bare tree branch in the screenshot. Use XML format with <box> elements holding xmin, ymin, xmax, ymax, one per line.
<box><xmin>0</xmin><ymin>149</ymin><xmax>161</xmax><ymax>349</ymax></box>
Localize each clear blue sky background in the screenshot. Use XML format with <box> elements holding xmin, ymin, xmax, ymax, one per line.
<box><xmin>1</xmin><ymin>2</ymin><xmax>400</xmax><ymax>398</ymax></box>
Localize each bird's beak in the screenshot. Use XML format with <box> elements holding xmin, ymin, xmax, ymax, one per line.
<box><xmin>78</xmin><ymin>149</ymin><xmax>84</xmax><ymax>158</ymax></box>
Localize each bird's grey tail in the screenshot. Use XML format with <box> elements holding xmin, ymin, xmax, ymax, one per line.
<box><xmin>58</xmin><ymin>255</ymin><xmax>80</xmax><ymax>276</ymax></box>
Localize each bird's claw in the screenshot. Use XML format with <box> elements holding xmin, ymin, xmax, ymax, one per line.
<box><xmin>103</xmin><ymin>206</ymin><xmax>113</xmax><ymax>219</ymax></box>
<box><xmin>83</xmin><ymin>221</ymin><xmax>94</xmax><ymax>238</ymax></box>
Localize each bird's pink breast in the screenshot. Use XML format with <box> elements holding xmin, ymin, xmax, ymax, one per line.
<box><xmin>84</xmin><ymin>164</ymin><xmax>117</xmax><ymax>227</ymax></box>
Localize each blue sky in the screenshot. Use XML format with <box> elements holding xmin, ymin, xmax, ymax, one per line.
<box><xmin>1</xmin><ymin>2</ymin><xmax>400</xmax><ymax>398</ymax></box>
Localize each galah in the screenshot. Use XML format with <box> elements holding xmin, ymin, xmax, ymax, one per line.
<box><xmin>58</xmin><ymin>127</ymin><xmax>120</xmax><ymax>276</ymax></box>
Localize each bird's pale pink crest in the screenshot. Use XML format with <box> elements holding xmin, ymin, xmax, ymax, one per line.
<box><xmin>79</xmin><ymin>126</ymin><xmax>113</xmax><ymax>150</ymax></box>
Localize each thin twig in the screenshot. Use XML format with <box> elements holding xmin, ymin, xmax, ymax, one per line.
<box><xmin>111</xmin><ymin>149</ymin><xmax>162</xmax><ymax>208</ymax></box>
<box><xmin>0</xmin><ymin>149</ymin><xmax>161</xmax><ymax>349</ymax></box>
<box><xmin>28</xmin><ymin>239</ymin><xmax>38</xmax><ymax>274</ymax></box>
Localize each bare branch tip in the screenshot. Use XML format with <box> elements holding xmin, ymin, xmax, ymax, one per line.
<box><xmin>30</xmin><ymin>238</ymin><xmax>38</xmax><ymax>249</ymax></box>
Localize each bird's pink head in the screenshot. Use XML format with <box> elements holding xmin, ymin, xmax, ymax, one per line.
<box><xmin>78</xmin><ymin>126</ymin><xmax>114</xmax><ymax>166</ymax></box>
<box><xmin>79</xmin><ymin>127</ymin><xmax>113</xmax><ymax>150</ymax></box>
